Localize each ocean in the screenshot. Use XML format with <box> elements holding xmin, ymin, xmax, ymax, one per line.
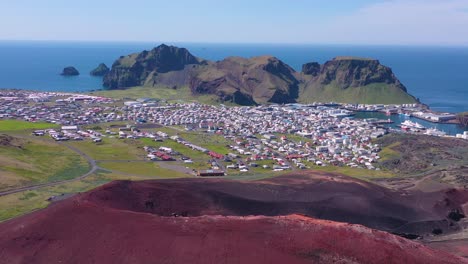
<box><xmin>354</xmin><ymin>112</ymin><xmax>466</xmax><ymax>135</ymax></box>
<box><xmin>0</xmin><ymin>41</ymin><xmax>467</xmax><ymax>113</ymax></box>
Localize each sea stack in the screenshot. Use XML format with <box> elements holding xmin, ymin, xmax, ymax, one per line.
<box><xmin>90</xmin><ymin>63</ymin><xmax>110</xmax><ymax>76</ymax></box>
<box><xmin>61</xmin><ymin>66</ymin><xmax>80</xmax><ymax>76</ymax></box>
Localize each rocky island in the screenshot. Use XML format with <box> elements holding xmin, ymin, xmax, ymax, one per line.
<box><xmin>61</xmin><ymin>66</ymin><xmax>80</xmax><ymax>76</ymax></box>
<box><xmin>102</xmin><ymin>44</ymin><xmax>418</xmax><ymax>105</ymax></box>
<box><xmin>90</xmin><ymin>63</ymin><xmax>110</xmax><ymax>76</ymax></box>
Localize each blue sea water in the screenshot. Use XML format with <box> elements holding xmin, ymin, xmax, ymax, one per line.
<box><xmin>353</xmin><ymin>112</ymin><xmax>465</xmax><ymax>135</ymax></box>
<box><xmin>0</xmin><ymin>41</ymin><xmax>467</xmax><ymax>113</ymax></box>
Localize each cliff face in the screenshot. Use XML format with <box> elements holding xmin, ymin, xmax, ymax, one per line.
<box><xmin>103</xmin><ymin>44</ymin><xmax>200</xmax><ymax>89</ymax></box>
<box><xmin>103</xmin><ymin>45</ymin><xmax>417</xmax><ymax>105</ymax></box>
<box><xmin>189</xmin><ymin>56</ymin><xmax>299</xmax><ymax>105</ymax></box>
<box><xmin>457</xmin><ymin>112</ymin><xmax>468</xmax><ymax>127</ymax></box>
<box><xmin>302</xmin><ymin>62</ymin><xmax>321</xmax><ymax>76</ymax></box>
<box><xmin>308</xmin><ymin>57</ymin><xmax>407</xmax><ymax>91</ymax></box>
<box><xmin>300</xmin><ymin>57</ymin><xmax>417</xmax><ymax>104</ymax></box>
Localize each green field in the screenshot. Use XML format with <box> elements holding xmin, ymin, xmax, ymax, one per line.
<box><xmin>301</xmin><ymin>162</ymin><xmax>395</xmax><ymax>181</ymax></box>
<box><xmin>378</xmin><ymin>142</ymin><xmax>401</xmax><ymax>161</ymax></box>
<box><xmin>0</xmin><ymin>135</ymin><xmax>89</xmax><ymax>191</ymax></box>
<box><xmin>0</xmin><ymin>120</ymin><xmax>57</xmax><ymax>132</ymax></box>
<box><xmin>0</xmin><ymin>170</ymin><xmax>170</xmax><ymax>222</ymax></box>
<box><xmin>66</xmin><ymin>137</ymin><xmax>143</xmax><ymax>161</ymax></box>
<box><xmin>299</xmin><ymin>82</ymin><xmax>417</xmax><ymax>104</ymax></box>
<box><xmin>177</xmin><ymin>132</ymin><xmax>233</xmax><ymax>154</ymax></box>
<box><xmin>90</xmin><ymin>86</ymin><xmax>222</xmax><ymax>105</ymax></box>
<box><xmin>98</xmin><ymin>161</ymin><xmax>190</xmax><ymax>178</ymax></box>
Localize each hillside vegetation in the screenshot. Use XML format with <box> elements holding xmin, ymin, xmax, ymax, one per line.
<box><xmin>0</xmin><ymin>134</ymin><xmax>89</xmax><ymax>191</ymax></box>
<box><xmin>101</xmin><ymin>44</ymin><xmax>418</xmax><ymax>105</ymax></box>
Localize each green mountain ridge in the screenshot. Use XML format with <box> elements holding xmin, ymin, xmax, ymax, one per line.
<box><xmin>102</xmin><ymin>44</ymin><xmax>418</xmax><ymax>105</ymax></box>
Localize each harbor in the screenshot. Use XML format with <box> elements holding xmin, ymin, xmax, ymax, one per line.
<box><xmin>353</xmin><ymin>112</ymin><xmax>466</xmax><ymax>136</ymax></box>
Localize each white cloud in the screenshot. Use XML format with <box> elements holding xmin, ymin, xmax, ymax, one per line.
<box><xmin>317</xmin><ymin>0</ymin><xmax>468</xmax><ymax>45</ymax></box>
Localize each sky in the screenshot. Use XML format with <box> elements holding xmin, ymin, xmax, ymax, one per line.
<box><xmin>1</xmin><ymin>0</ymin><xmax>468</xmax><ymax>46</ymax></box>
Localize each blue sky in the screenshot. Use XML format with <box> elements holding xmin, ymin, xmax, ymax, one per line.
<box><xmin>1</xmin><ymin>0</ymin><xmax>468</xmax><ymax>45</ymax></box>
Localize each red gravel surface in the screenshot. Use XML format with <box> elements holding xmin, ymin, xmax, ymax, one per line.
<box><xmin>0</xmin><ymin>171</ymin><xmax>467</xmax><ymax>263</ymax></box>
<box><xmin>0</xmin><ymin>203</ymin><xmax>465</xmax><ymax>264</ymax></box>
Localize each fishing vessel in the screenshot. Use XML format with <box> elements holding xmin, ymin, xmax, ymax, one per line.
<box><xmin>398</xmin><ymin>111</ymin><xmax>412</xmax><ymax>117</ymax></box>
<box><xmin>424</xmin><ymin>128</ymin><xmax>446</xmax><ymax>137</ymax></box>
<box><xmin>401</xmin><ymin>120</ymin><xmax>426</xmax><ymax>131</ymax></box>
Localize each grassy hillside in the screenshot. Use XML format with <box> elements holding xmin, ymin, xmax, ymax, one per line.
<box><xmin>376</xmin><ymin>134</ymin><xmax>468</xmax><ymax>176</ymax></box>
<box><xmin>0</xmin><ymin>169</ymin><xmax>186</xmax><ymax>222</ymax></box>
<box><xmin>299</xmin><ymin>82</ymin><xmax>417</xmax><ymax>104</ymax></box>
<box><xmin>0</xmin><ymin>135</ymin><xmax>89</xmax><ymax>191</ymax></box>
<box><xmin>90</xmin><ymin>86</ymin><xmax>224</xmax><ymax>105</ymax></box>
<box><xmin>93</xmin><ymin>82</ymin><xmax>417</xmax><ymax>106</ymax></box>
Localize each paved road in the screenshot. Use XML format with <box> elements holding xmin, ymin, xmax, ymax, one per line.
<box><xmin>0</xmin><ymin>141</ymin><xmax>99</xmax><ymax>197</ymax></box>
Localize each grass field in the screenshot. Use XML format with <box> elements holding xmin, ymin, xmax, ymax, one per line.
<box><xmin>66</xmin><ymin>137</ymin><xmax>143</xmax><ymax>161</ymax></box>
<box><xmin>299</xmin><ymin>82</ymin><xmax>417</xmax><ymax>104</ymax></box>
<box><xmin>0</xmin><ymin>120</ymin><xmax>57</xmax><ymax>132</ymax></box>
<box><xmin>98</xmin><ymin>161</ymin><xmax>189</xmax><ymax>178</ymax></box>
<box><xmin>302</xmin><ymin>162</ymin><xmax>395</xmax><ymax>181</ymax></box>
<box><xmin>378</xmin><ymin>142</ymin><xmax>401</xmax><ymax>161</ymax></box>
<box><xmin>177</xmin><ymin>132</ymin><xmax>233</xmax><ymax>154</ymax></box>
<box><xmin>0</xmin><ymin>136</ymin><xmax>89</xmax><ymax>191</ymax></box>
<box><xmin>90</xmin><ymin>86</ymin><xmax>222</xmax><ymax>105</ymax></box>
<box><xmin>0</xmin><ymin>170</ymin><xmax>174</xmax><ymax>222</ymax></box>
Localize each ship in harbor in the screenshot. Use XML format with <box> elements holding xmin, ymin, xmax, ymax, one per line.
<box><xmin>424</xmin><ymin>127</ymin><xmax>447</xmax><ymax>137</ymax></box>
<box><xmin>401</xmin><ymin>120</ymin><xmax>426</xmax><ymax>131</ymax></box>
<box><xmin>398</xmin><ymin>111</ymin><xmax>412</xmax><ymax>117</ymax></box>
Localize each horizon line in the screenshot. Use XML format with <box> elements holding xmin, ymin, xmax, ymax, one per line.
<box><xmin>1</xmin><ymin>39</ymin><xmax>468</xmax><ymax>48</ymax></box>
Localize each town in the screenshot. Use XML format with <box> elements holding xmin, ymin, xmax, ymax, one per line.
<box><xmin>1</xmin><ymin>90</ymin><xmax>467</xmax><ymax>176</ymax></box>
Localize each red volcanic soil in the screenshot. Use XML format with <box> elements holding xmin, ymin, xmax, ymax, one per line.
<box><xmin>0</xmin><ymin>204</ymin><xmax>465</xmax><ymax>264</ymax></box>
<box><xmin>82</xmin><ymin>171</ymin><xmax>468</xmax><ymax>235</ymax></box>
<box><xmin>0</xmin><ymin>171</ymin><xmax>467</xmax><ymax>263</ymax></box>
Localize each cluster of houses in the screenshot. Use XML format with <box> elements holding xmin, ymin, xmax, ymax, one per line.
<box><xmin>142</xmin><ymin>135</ymin><xmax>227</xmax><ymax>176</ymax></box>
<box><xmin>33</xmin><ymin>126</ymin><xmax>103</xmax><ymax>142</ymax></box>
<box><xmin>0</xmin><ymin>90</ymin><xmax>118</xmax><ymax>125</ymax></box>
<box><xmin>121</xmin><ymin>103</ymin><xmax>390</xmax><ymax>171</ymax></box>
<box><xmin>2</xmin><ymin>90</ymin><xmax>466</xmax><ymax>175</ymax></box>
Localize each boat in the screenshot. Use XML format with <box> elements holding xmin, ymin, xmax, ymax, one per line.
<box><xmin>401</xmin><ymin>120</ymin><xmax>426</xmax><ymax>131</ymax></box>
<box><xmin>424</xmin><ymin>128</ymin><xmax>446</xmax><ymax>137</ymax></box>
<box><xmin>398</xmin><ymin>112</ymin><xmax>411</xmax><ymax>117</ymax></box>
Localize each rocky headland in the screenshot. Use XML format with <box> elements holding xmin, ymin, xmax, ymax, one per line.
<box><xmin>102</xmin><ymin>44</ymin><xmax>418</xmax><ymax>105</ymax></box>
<box><xmin>90</xmin><ymin>63</ymin><xmax>110</xmax><ymax>76</ymax></box>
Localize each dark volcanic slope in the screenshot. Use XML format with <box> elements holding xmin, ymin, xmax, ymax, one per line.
<box><xmin>1</xmin><ymin>172</ymin><xmax>467</xmax><ymax>264</ymax></box>
<box><xmin>376</xmin><ymin>134</ymin><xmax>468</xmax><ymax>176</ymax></box>
<box><xmin>83</xmin><ymin>171</ymin><xmax>468</xmax><ymax>235</ymax></box>
<box><xmin>103</xmin><ymin>44</ymin><xmax>417</xmax><ymax>105</ymax></box>
<box><xmin>189</xmin><ymin>56</ymin><xmax>300</xmax><ymax>104</ymax></box>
